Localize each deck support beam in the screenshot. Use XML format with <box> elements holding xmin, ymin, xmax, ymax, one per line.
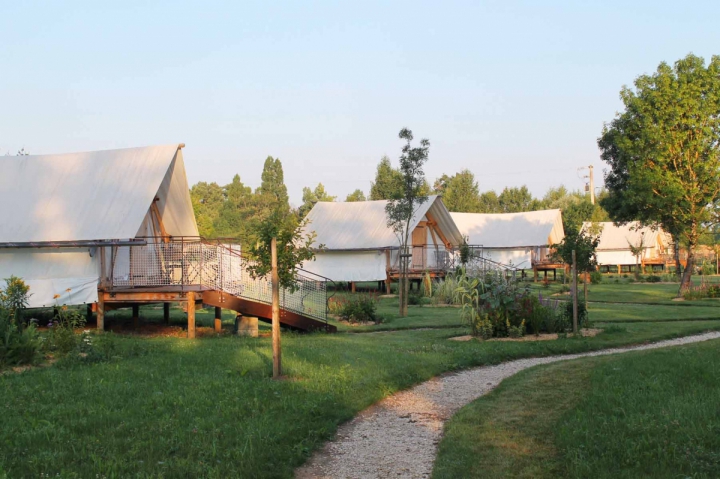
<box><xmin>132</xmin><ymin>304</ymin><xmax>140</xmax><ymax>328</ymax></box>
<box><xmin>187</xmin><ymin>291</ymin><xmax>196</xmax><ymax>339</ymax></box>
<box><xmin>214</xmin><ymin>307</ymin><xmax>222</xmax><ymax>332</ymax></box>
<box><xmin>351</xmin><ymin>282</ymin><xmax>356</xmax><ymax>293</ymax></box>
<box><xmin>163</xmin><ymin>303</ymin><xmax>170</xmax><ymax>324</ymax></box>
<box><xmin>97</xmin><ymin>296</ymin><xmax>105</xmax><ymax>331</ymax></box>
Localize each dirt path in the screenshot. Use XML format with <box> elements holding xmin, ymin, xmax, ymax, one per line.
<box><xmin>295</xmin><ymin>331</ymin><xmax>720</xmax><ymax>479</ymax></box>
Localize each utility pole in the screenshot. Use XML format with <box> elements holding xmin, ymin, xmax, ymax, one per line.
<box><xmin>588</xmin><ymin>165</ymin><xmax>595</xmax><ymax>205</ymax></box>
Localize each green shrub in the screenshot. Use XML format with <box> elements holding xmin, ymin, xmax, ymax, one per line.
<box><xmin>646</xmin><ymin>275</ymin><xmax>662</xmax><ymax>283</ymax></box>
<box><xmin>408</xmin><ymin>289</ymin><xmax>425</xmax><ymax>306</ymax></box>
<box><xmin>589</xmin><ymin>271</ymin><xmax>603</xmax><ymax>285</ymax></box>
<box><xmin>0</xmin><ymin>277</ymin><xmax>40</xmax><ymax>367</ymax></box>
<box><xmin>45</xmin><ymin>307</ymin><xmax>86</xmax><ymax>355</ymax></box>
<box><xmin>339</xmin><ymin>295</ymin><xmax>382</xmax><ymax>323</ymax></box>
<box><xmin>560</xmin><ymin>298</ymin><xmax>588</xmax><ymax>331</ymax></box>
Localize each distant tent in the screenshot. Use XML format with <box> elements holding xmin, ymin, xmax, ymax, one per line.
<box><xmin>582</xmin><ymin>222</ymin><xmax>672</xmax><ymax>270</ymax></box>
<box><xmin>450</xmin><ymin>209</ymin><xmax>565</xmax><ymax>269</ymax></box>
<box><xmin>302</xmin><ymin>195</ymin><xmax>463</xmax><ymax>282</ymax></box>
<box><xmin>0</xmin><ymin>145</ymin><xmax>198</xmax><ymax>307</ymax></box>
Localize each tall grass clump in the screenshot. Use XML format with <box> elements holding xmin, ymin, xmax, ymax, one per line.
<box><xmin>0</xmin><ymin>276</ymin><xmax>41</xmax><ymax>367</ymax></box>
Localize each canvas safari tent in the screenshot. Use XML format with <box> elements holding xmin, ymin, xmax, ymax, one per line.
<box><xmin>302</xmin><ymin>195</ymin><xmax>463</xmax><ymax>289</ymax></box>
<box><xmin>0</xmin><ymin>144</ymin><xmax>198</xmax><ymax>308</ymax></box>
<box><xmin>450</xmin><ymin>209</ymin><xmax>565</xmax><ymax>278</ymax></box>
<box><xmin>583</xmin><ymin>221</ymin><xmax>672</xmax><ymax>272</ymax></box>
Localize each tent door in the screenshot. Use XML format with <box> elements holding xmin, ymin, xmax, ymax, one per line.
<box><xmin>411</xmin><ymin>226</ymin><xmax>427</xmax><ymax>270</ymax></box>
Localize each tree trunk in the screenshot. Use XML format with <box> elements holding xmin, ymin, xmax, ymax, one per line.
<box><xmin>673</xmin><ymin>236</ymin><xmax>681</xmax><ymax>280</ymax></box>
<box><xmin>680</xmin><ymin>248</ymin><xmax>695</xmax><ymax>293</ymax></box>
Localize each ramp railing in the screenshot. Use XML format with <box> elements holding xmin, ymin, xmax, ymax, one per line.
<box><xmin>109</xmin><ymin>237</ymin><xmax>329</xmax><ymax>324</ymax></box>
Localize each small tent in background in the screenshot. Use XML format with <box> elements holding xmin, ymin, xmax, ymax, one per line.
<box><xmin>0</xmin><ymin>144</ymin><xmax>198</xmax><ymax>308</ymax></box>
<box><xmin>583</xmin><ymin>222</ymin><xmax>672</xmax><ymax>273</ymax></box>
<box><xmin>450</xmin><ymin>209</ymin><xmax>565</xmax><ymax>279</ymax></box>
<box><xmin>302</xmin><ymin>195</ymin><xmax>463</xmax><ymax>290</ymax></box>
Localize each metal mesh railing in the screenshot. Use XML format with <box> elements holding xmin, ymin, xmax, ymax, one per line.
<box><xmin>110</xmin><ymin>238</ymin><xmax>328</xmax><ymax>323</ymax></box>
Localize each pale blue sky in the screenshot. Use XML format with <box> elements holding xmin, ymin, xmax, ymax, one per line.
<box><xmin>1</xmin><ymin>1</ymin><xmax>718</xmax><ymax>205</ymax></box>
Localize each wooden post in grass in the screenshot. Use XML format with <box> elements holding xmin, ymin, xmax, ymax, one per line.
<box><xmin>97</xmin><ymin>296</ymin><xmax>105</xmax><ymax>331</ymax></box>
<box><xmin>271</xmin><ymin>237</ymin><xmax>282</xmax><ymax>378</ymax></box>
<box><xmin>572</xmin><ymin>250</ymin><xmax>578</xmax><ymax>334</ymax></box>
<box><xmin>187</xmin><ymin>291</ymin><xmax>196</xmax><ymax>339</ymax></box>
<box><xmin>214</xmin><ymin>307</ymin><xmax>222</xmax><ymax>332</ymax></box>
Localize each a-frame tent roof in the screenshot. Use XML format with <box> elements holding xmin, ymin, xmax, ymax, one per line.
<box><xmin>304</xmin><ymin>195</ymin><xmax>463</xmax><ymax>250</ymax></box>
<box><xmin>0</xmin><ymin>144</ymin><xmax>198</xmax><ymax>243</ymax></box>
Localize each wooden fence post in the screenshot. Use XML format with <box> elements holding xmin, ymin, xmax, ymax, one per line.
<box><xmin>271</xmin><ymin>237</ymin><xmax>282</xmax><ymax>378</ymax></box>
<box><xmin>572</xmin><ymin>250</ymin><xmax>578</xmax><ymax>334</ymax></box>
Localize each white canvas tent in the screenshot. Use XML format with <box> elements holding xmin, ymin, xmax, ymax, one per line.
<box><xmin>583</xmin><ymin>221</ymin><xmax>671</xmax><ymax>268</ymax></box>
<box><xmin>302</xmin><ymin>196</ymin><xmax>463</xmax><ymax>282</ymax></box>
<box><xmin>450</xmin><ymin>209</ymin><xmax>565</xmax><ymax>269</ymax></box>
<box><xmin>0</xmin><ymin>144</ymin><xmax>198</xmax><ymax>308</ymax></box>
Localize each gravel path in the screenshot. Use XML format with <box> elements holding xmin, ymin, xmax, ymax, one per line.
<box><xmin>295</xmin><ymin>331</ymin><xmax>720</xmax><ymax>479</ymax></box>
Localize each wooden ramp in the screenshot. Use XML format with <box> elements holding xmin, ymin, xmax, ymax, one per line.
<box><xmin>202</xmin><ymin>290</ymin><xmax>336</xmax><ymax>333</ymax></box>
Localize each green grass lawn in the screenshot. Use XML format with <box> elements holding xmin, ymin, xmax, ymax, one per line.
<box><xmin>589</xmin><ymin>302</ymin><xmax>720</xmax><ymax>322</ymax></box>
<box><xmin>433</xmin><ymin>338</ymin><xmax>720</xmax><ymax>479</ymax></box>
<box><xmin>3</xmin><ymin>315</ymin><xmax>720</xmax><ymax>477</ymax></box>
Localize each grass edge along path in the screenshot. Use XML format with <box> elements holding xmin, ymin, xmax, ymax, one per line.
<box><xmin>296</xmin><ymin>331</ymin><xmax>720</xmax><ymax>478</ymax></box>
<box><xmin>433</xmin><ymin>336</ymin><xmax>720</xmax><ymax>479</ymax></box>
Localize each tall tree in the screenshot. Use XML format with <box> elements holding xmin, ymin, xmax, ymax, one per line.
<box><xmin>257</xmin><ymin>156</ymin><xmax>290</xmax><ymax>214</ymax></box>
<box><xmin>190</xmin><ymin>181</ymin><xmax>224</xmax><ymax>237</ymax></box>
<box><xmin>385</xmin><ymin>128</ymin><xmax>430</xmax><ymax>317</ymax></box>
<box><xmin>442</xmin><ymin>169</ymin><xmax>481</xmax><ymax>212</ymax></box>
<box><xmin>478</xmin><ymin>190</ymin><xmax>501</xmax><ymax>213</ymax></box>
<box><xmin>369</xmin><ymin>156</ymin><xmax>404</xmax><ymax>200</ymax></box>
<box><xmin>345</xmin><ymin>189</ymin><xmax>366</xmax><ymax>202</ymax></box>
<box><xmin>214</xmin><ymin>175</ymin><xmax>256</xmax><ymax>242</ymax></box>
<box><xmin>599</xmin><ymin>54</ymin><xmax>720</xmax><ymax>291</ymax></box>
<box><xmin>299</xmin><ymin>183</ymin><xmax>336</xmax><ymax>217</ymax></box>
<box><xmin>498</xmin><ymin>186</ymin><xmax>541</xmax><ymax>213</ymax></box>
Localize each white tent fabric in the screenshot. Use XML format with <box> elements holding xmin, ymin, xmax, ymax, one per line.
<box><xmin>304</xmin><ymin>195</ymin><xmax>463</xmax><ymax>250</ymax></box>
<box><xmin>0</xmin><ymin>145</ymin><xmax>192</xmax><ymax>242</ymax></box>
<box><xmin>0</xmin><ymin>145</ymin><xmax>198</xmax><ymax>307</ymax></box>
<box><xmin>301</xmin><ymin>196</ymin><xmax>462</xmax><ymax>281</ymax></box>
<box><xmin>450</xmin><ymin>209</ymin><xmax>565</xmax><ymax>247</ymax></box>
<box><xmin>583</xmin><ymin>221</ymin><xmax>671</xmax><ymax>266</ymax></box>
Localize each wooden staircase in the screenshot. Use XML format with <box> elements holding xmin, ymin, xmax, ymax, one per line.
<box><xmin>202</xmin><ymin>290</ymin><xmax>337</xmax><ymax>333</ymax></box>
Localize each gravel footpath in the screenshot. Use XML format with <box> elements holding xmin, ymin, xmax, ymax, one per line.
<box><xmin>295</xmin><ymin>331</ymin><xmax>720</xmax><ymax>479</ymax></box>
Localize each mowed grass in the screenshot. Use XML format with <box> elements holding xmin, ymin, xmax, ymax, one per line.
<box><xmin>3</xmin><ymin>315</ymin><xmax>720</xmax><ymax>477</ymax></box>
<box><xmin>589</xmin><ymin>302</ymin><xmax>720</xmax><ymax>322</ymax></box>
<box><xmin>433</xmin><ymin>338</ymin><xmax>720</xmax><ymax>479</ymax></box>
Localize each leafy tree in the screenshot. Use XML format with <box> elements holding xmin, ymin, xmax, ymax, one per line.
<box><xmin>386</xmin><ymin>128</ymin><xmax>430</xmax><ymax>317</ymax></box>
<box><xmin>498</xmin><ymin>186</ymin><xmax>542</xmax><ymax>213</ymax></box>
<box><xmin>214</xmin><ymin>175</ymin><xmax>257</xmax><ymax>242</ymax></box>
<box><xmin>190</xmin><ymin>181</ymin><xmax>224</xmax><ymax>237</ymax></box>
<box><xmin>442</xmin><ymin>170</ymin><xmax>481</xmax><ymax>212</ymax></box>
<box><xmin>245</xmin><ymin>210</ymin><xmax>317</xmax><ymax>290</ymax></box>
<box><xmin>551</xmin><ymin>228</ymin><xmax>600</xmax><ymax>304</ymax></box>
<box><xmin>478</xmin><ymin>190</ymin><xmax>501</xmax><ymax>213</ymax></box>
<box><xmin>0</xmin><ymin>276</ymin><xmax>30</xmax><ymax>325</ymax></box>
<box><xmin>370</xmin><ymin>156</ymin><xmax>404</xmax><ymax>200</ymax></box>
<box><xmin>345</xmin><ymin>189</ymin><xmax>366</xmax><ymax>202</ymax></box>
<box><xmin>257</xmin><ymin>156</ymin><xmax>290</xmax><ymax>214</ymax></box>
<box><xmin>541</xmin><ymin>185</ymin><xmax>609</xmax><ymax>234</ymax></box>
<box><xmin>599</xmin><ymin>54</ymin><xmax>720</xmax><ymax>291</ymax></box>
<box><xmin>299</xmin><ymin>183</ymin><xmax>336</xmax><ymax>217</ymax></box>
<box><xmin>433</xmin><ymin>174</ymin><xmax>451</xmax><ymax>195</ymax></box>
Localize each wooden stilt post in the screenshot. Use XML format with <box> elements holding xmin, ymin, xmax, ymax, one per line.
<box><xmin>86</xmin><ymin>304</ymin><xmax>93</xmax><ymax>324</ymax></box>
<box><xmin>271</xmin><ymin>238</ymin><xmax>282</xmax><ymax>379</ymax></box>
<box><xmin>97</xmin><ymin>296</ymin><xmax>104</xmax><ymax>331</ymax></box>
<box><xmin>187</xmin><ymin>291</ymin><xmax>196</xmax><ymax>339</ymax></box>
<box><xmin>533</xmin><ymin>268</ymin><xmax>538</xmax><ymax>282</ymax></box>
<box><xmin>351</xmin><ymin>282</ymin><xmax>356</xmax><ymax>293</ymax></box>
<box><xmin>214</xmin><ymin>307</ymin><xmax>222</xmax><ymax>332</ymax></box>
<box><xmin>385</xmin><ymin>279</ymin><xmax>391</xmax><ymax>294</ymax></box>
<box><xmin>132</xmin><ymin>304</ymin><xmax>140</xmax><ymax>328</ymax></box>
<box><xmin>163</xmin><ymin>302</ymin><xmax>170</xmax><ymax>324</ymax></box>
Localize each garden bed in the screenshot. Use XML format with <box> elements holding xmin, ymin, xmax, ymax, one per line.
<box><xmin>449</xmin><ymin>328</ymin><xmax>602</xmax><ymax>342</ymax></box>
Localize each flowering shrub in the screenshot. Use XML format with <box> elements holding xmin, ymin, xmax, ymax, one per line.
<box><xmin>335</xmin><ymin>294</ymin><xmax>382</xmax><ymax>323</ymax></box>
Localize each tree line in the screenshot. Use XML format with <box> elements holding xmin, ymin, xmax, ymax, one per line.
<box><xmin>192</xmin><ymin>155</ymin><xmax>608</xmax><ymax>241</ymax></box>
